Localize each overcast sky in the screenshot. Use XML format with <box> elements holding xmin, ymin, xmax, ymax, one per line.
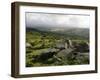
<box><xmin>26</xmin><ymin>12</ymin><xmax>90</xmax><ymax>28</ymax></box>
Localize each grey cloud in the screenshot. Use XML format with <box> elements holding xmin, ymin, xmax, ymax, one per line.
<box><xmin>26</xmin><ymin>12</ymin><xmax>90</xmax><ymax>28</ymax></box>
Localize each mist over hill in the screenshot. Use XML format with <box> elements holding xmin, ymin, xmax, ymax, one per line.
<box><xmin>26</xmin><ymin>26</ymin><xmax>89</xmax><ymax>40</ymax></box>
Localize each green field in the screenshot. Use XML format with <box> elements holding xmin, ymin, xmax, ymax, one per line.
<box><xmin>26</xmin><ymin>28</ymin><xmax>89</xmax><ymax>67</ymax></box>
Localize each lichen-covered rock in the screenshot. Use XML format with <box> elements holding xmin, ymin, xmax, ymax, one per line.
<box><xmin>26</xmin><ymin>42</ymin><xmax>32</xmax><ymax>48</ymax></box>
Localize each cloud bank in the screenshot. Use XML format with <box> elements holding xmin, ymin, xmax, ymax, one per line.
<box><xmin>26</xmin><ymin>12</ymin><xmax>90</xmax><ymax>28</ymax></box>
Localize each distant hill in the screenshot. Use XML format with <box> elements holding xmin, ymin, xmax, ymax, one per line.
<box><xmin>26</xmin><ymin>26</ymin><xmax>89</xmax><ymax>40</ymax></box>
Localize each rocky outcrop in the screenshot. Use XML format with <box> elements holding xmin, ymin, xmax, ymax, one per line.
<box><xmin>64</xmin><ymin>39</ymin><xmax>73</xmax><ymax>49</ymax></box>
<box><xmin>32</xmin><ymin>39</ymin><xmax>89</xmax><ymax>65</ymax></box>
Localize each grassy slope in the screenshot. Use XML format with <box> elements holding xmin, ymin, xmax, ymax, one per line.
<box><xmin>26</xmin><ymin>28</ymin><xmax>89</xmax><ymax>67</ymax></box>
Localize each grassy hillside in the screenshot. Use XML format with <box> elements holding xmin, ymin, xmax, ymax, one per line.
<box><xmin>26</xmin><ymin>27</ymin><xmax>89</xmax><ymax>67</ymax></box>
